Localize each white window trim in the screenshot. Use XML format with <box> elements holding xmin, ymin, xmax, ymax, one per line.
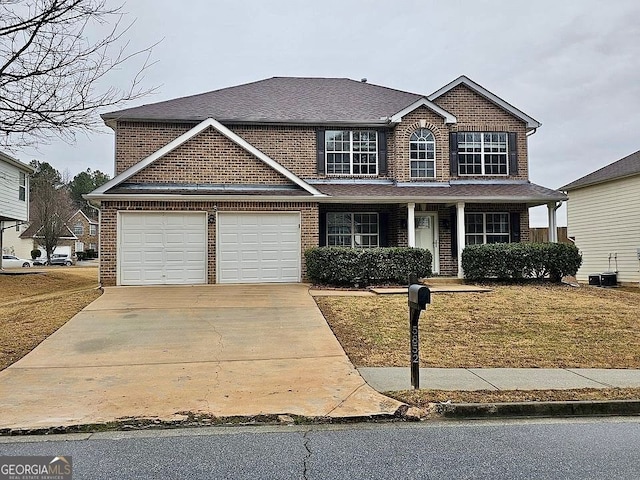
<box><xmin>326</xmin><ymin>212</ymin><xmax>380</xmax><ymax>248</ymax></box>
<box><xmin>325</xmin><ymin>130</ymin><xmax>378</xmax><ymax>176</ymax></box>
<box><xmin>18</xmin><ymin>172</ymin><xmax>26</xmax><ymax>201</ymax></box>
<box><xmin>409</xmin><ymin>129</ymin><xmax>437</xmax><ymax>179</ymax></box>
<box><xmin>89</xmin><ymin>224</ymin><xmax>97</xmax><ymax>236</ymax></box>
<box><xmin>73</xmin><ymin>223</ymin><xmax>84</xmax><ymax>236</ymax></box>
<box><xmin>458</xmin><ymin>132</ymin><xmax>509</xmax><ymax>177</ymax></box>
<box><xmin>464</xmin><ymin>212</ymin><xmax>511</xmax><ymax>245</ymax></box>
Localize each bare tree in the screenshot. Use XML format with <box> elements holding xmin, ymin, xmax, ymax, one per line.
<box><xmin>0</xmin><ymin>0</ymin><xmax>156</xmax><ymax>148</ymax></box>
<box><xmin>29</xmin><ymin>160</ymin><xmax>74</xmax><ymax>263</ymax></box>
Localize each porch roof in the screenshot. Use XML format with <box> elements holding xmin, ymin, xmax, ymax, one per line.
<box><xmin>311</xmin><ymin>181</ymin><xmax>567</xmax><ymax>205</ymax></box>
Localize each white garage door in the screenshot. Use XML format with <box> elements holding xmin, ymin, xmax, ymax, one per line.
<box><xmin>119</xmin><ymin>212</ymin><xmax>207</xmax><ymax>285</ymax></box>
<box><xmin>217</xmin><ymin>212</ymin><xmax>300</xmax><ymax>283</ymax></box>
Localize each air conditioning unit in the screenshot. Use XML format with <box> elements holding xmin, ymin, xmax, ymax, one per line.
<box><xmin>588</xmin><ymin>274</ymin><xmax>601</xmax><ymax>286</ymax></box>
<box><xmin>600</xmin><ymin>272</ymin><xmax>617</xmax><ymax>287</ymax></box>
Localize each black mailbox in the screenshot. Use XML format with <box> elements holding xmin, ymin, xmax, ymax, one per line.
<box><xmin>408</xmin><ymin>284</ymin><xmax>430</xmax><ymax>310</ymax></box>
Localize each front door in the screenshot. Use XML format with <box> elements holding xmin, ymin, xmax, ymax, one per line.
<box><xmin>415</xmin><ymin>213</ymin><xmax>439</xmax><ymax>273</ymax></box>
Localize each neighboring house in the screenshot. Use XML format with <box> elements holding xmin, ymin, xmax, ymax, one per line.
<box><xmin>20</xmin><ymin>223</ymin><xmax>78</xmax><ymax>258</ymax></box>
<box><xmin>561</xmin><ymin>150</ymin><xmax>640</xmax><ymax>285</ymax></box>
<box><xmin>68</xmin><ymin>209</ymin><xmax>99</xmax><ymax>255</ymax></box>
<box><xmin>2</xmin><ymin>221</ymin><xmax>33</xmax><ymax>259</ymax></box>
<box><xmin>0</xmin><ymin>152</ymin><xmax>34</xmax><ymax>265</ymax></box>
<box><xmin>87</xmin><ymin>76</ymin><xmax>566</xmax><ymax>286</ymax></box>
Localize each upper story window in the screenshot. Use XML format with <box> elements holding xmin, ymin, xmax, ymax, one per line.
<box><xmin>465</xmin><ymin>213</ymin><xmax>510</xmax><ymax>245</ymax></box>
<box><xmin>73</xmin><ymin>223</ymin><xmax>84</xmax><ymax>236</ymax></box>
<box><xmin>89</xmin><ymin>224</ymin><xmax>97</xmax><ymax>236</ymax></box>
<box><xmin>18</xmin><ymin>172</ymin><xmax>26</xmax><ymax>201</ymax></box>
<box><xmin>451</xmin><ymin>132</ymin><xmax>518</xmax><ymax>176</ymax></box>
<box><xmin>326</xmin><ymin>130</ymin><xmax>378</xmax><ymax>175</ymax></box>
<box><xmin>409</xmin><ymin>129</ymin><xmax>436</xmax><ymax>178</ymax></box>
<box><xmin>458</xmin><ymin>133</ymin><xmax>507</xmax><ymax>175</ymax></box>
<box><xmin>327</xmin><ymin>212</ymin><xmax>379</xmax><ymax>248</ymax></box>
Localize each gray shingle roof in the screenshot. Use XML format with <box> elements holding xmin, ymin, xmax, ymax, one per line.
<box><xmin>102</xmin><ymin>77</ymin><xmax>422</xmax><ymax>124</ymax></box>
<box><xmin>561</xmin><ymin>150</ymin><xmax>640</xmax><ymax>190</ymax></box>
<box><xmin>314</xmin><ymin>182</ymin><xmax>566</xmax><ymax>203</ymax></box>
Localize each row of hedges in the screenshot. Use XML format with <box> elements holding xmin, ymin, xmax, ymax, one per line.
<box><xmin>461</xmin><ymin>243</ymin><xmax>582</xmax><ymax>281</ymax></box>
<box><xmin>305</xmin><ymin>247</ymin><xmax>432</xmax><ymax>287</ymax></box>
<box><xmin>76</xmin><ymin>249</ymin><xmax>98</xmax><ymax>261</ymax></box>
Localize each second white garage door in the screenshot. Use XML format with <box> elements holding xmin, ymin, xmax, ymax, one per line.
<box><xmin>217</xmin><ymin>212</ymin><xmax>300</xmax><ymax>283</ymax></box>
<box><xmin>119</xmin><ymin>212</ymin><xmax>207</xmax><ymax>285</ymax></box>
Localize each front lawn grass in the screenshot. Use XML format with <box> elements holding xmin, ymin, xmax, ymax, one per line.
<box><xmin>315</xmin><ymin>284</ymin><xmax>640</xmax><ymax>369</ymax></box>
<box><xmin>0</xmin><ymin>267</ymin><xmax>101</xmax><ymax>370</ymax></box>
<box><xmin>388</xmin><ymin>387</ymin><xmax>640</xmax><ymax>405</ymax></box>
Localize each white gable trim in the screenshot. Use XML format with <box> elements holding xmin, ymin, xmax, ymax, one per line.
<box><xmin>428</xmin><ymin>76</ymin><xmax>541</xmax><ymax>129</ymax></box>
<box><xmin>69</xmin><ymin>209</ymin><xmax>98</xmax><ymax>225</ymax></box>
<box><xmin>92</xmin><ymin>118</ymin><xmax>324</xmax><ymax>196</ymax></box>
<box><xmin>390</xmin><ymin>98</ymin><xmax>456</xmax><ymax>124</ymax></box>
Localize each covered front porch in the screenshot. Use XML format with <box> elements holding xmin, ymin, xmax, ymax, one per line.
<box><xmin>318</xmin><ymin>200</ymin><xmax>562</xmax><ymax>278</ymax></box>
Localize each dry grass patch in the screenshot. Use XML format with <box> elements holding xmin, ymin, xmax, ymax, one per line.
<box><xmin>315</xmin><ymin>284</ymin><xmax>640</xmax><ymax>368</ymax></box>
<box><xmin>0</xmin><ymin>267</ymin><xmax>101</xmax><ymax>370</ymax></box>
<box><xmin>388</xmin><ymin>387</ymin><xmax>640</xmax><ymax>405</ymax></box>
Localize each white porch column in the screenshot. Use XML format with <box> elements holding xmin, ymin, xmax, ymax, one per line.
<box><xmin>456</xmin><ymin>202</ymin><xmax>465</xmax><ymax>279</ymax></box>
<box><xmin>407</xmin><ymin>202</ymin><xmax>416</xmax><ymax>247</ymax></box>
<box><xmin>547</xmin><ymin>202</ymin><xmax>558</xmax><ymax>243</ymax></box>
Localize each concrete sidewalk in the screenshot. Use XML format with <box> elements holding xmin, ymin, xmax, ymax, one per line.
<box><xmin>359</xmin><ymin>367</ymin><xmax>640</xmax><ymax>392</ymax></box>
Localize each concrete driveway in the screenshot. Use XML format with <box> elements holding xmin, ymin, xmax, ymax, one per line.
<box><xmin>0</xmin><ymin>284</ymin><xmax>402</xmax><ymax>430</ymax></box>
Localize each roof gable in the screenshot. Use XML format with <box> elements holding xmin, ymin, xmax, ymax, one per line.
<box><xmin>68</xmin><ymin>209</ymin><xmax>97</xmax><ymax>225</ymax></box>
<box><xmin>561</xmin><ymin>149</ymin><xmax>640</xmax><ymax>190</ymax></box>
<box><xmin>428</xmin><ymin>76</ymin><xmax>541</xmax><ymax>129</ymax></box>
<box><xmin>20</xmin><ymin>224</ymin><xmax>76</xmax><ymax>240</ymax></box>
<box><xmin>90</xmin><ymin>118</ymin><xmax>324</xmax><ymax>197</ymax></box>
<box><xmin>389</xmin><ymin>98</ymin><xmax>456</xmax><ymax>124</ymax></box>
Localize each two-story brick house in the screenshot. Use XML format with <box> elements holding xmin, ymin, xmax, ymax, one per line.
<box><xmin>68</xmin><ymin>209</ymin><xmax>99</xmax><ymax>256</ymax></box>
<box><xmin>87</xmin><ymin>76</ymin><xmax>565</xmax><ymax>286</ymax></box>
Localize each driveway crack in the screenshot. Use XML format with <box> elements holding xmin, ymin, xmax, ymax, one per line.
<box><xmin>323</xmin><ymin>381</ymin><xmax>367</xmax><ymax>417</ymax></box>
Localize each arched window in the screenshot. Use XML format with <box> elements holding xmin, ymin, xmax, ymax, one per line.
<box><xmin>409</xmin><ymin>129</ymin><xmax>435</xmax><ymax>178</ymax></box>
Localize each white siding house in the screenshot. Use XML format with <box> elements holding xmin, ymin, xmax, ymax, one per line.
<box><xmin>0</xmin><ymin>152</ymin><xmax>33</xmax><ymax>223</ymax></box>
<box><xmin>562</xmin><ymin>150</ymin><xmax>640</xmax><ymax>285</ymax></box>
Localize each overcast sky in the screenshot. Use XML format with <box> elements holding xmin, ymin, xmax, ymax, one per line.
<box><xmin>16</xmin><ymin>0</ymin><xmax>640</xmax><ymax>226</ymax></box>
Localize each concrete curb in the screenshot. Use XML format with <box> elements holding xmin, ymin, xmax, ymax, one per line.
<box><xmin>435</xmin><ymin>399</ymin><xmax>640</xmax><ymax>419</ymax></box>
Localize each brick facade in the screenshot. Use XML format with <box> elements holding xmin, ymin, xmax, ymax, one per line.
<box><xmin>68</xmin><ymin>211</ymin><xmax>99</xmax><ymax>253</ymax></box>
<box><xmin>99</xmin><ymin>200</ymin><xmax>318</xmax><ymax>286</ymax></box>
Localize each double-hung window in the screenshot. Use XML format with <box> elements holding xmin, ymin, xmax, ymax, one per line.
<box><xmin>410</xmin><ymin>129</ymin><xmax>436</xmax><ymax>178</ymax></box>
<box><xmin>465</xmin><ymin>213</ymin><xmax>510</xmax><ymax>245</ymax></box>
<box><xmin>73</xmin><ymin>223</ymin><xmax>84</xmax><ymax>236</ymax></box>
<box><xmin>89</xmin><ymin>224</ymin><xmax>97</xmax><ymax>236</ymax></box>
<box><xmin>327</xmin><ymin>213</ymin><xmax>379</xmax><ymax>248</ymax></box>
<box><xmin>457</xmin><ymin>132</ymin><xmax>508</xmax><ymax>175</ymax></box>
<box><xmin>326</xmin><ymin>130</ymin><xmax>377</xmax><ymax>175</ymax></box>
<box><xmin>18</xmin><ymin>172</ymin><xmax>26</xmax><ymax>201</ymax></box>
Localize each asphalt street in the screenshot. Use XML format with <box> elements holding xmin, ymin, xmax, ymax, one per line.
<box><xmin>1</xmin><ymin>418</ymin><xmax>639</xmax><ymax>479</ymax></box>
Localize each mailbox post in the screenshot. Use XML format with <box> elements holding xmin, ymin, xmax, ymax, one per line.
<box><xmin>408</xmin><ymin>281</ymin><xmax>430</xmax><ymax>389</ymax></box>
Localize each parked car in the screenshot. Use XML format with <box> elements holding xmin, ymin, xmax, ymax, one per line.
<box><xmin>47</xmin><ymin>254</ymin><xmax>75</xmax><ymax>266</ymax></box>
<box><xmin>2</xmin><ymin>254</ymin><xmax>33</xmax><ymax>268</ymax></box>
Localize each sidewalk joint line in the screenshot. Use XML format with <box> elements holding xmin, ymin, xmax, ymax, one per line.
<box><xmin>8</xmin><ymin>355</ymin><xmax>348</xmax><ymax>370</ymax></box>
<box><xmin>563</xmin><ymin>368</ymin><xmax>616</xmax><ymax>388</ymax></box>
<box><xmin>466</xmin><ymin>368</ymin><xmax>501</xmax><ymax>390</ymax></box>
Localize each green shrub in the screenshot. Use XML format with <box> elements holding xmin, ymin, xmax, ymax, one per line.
<box><xmin>85</xmin><ymin>248</ymin><xmax>97</xmax><ymax>259</ymax></box>
<box><xmin>461</xmin><ymin>243</ymin><xmax>582</xmax><ymax>282</ymax></box>
<box><xmin>305</xmin><ymin>247</ymin><xmax>432</xmax><ymax>287</ymax></box>
<box><xmin>76</xmin><ymin>251</ymin><xmax>86</xmax><ymax>261</ymax></box>
<box><xmin>30</xmin><ymin>249</ymin><xmax>41</xmax><ymax>260</ymax></box>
